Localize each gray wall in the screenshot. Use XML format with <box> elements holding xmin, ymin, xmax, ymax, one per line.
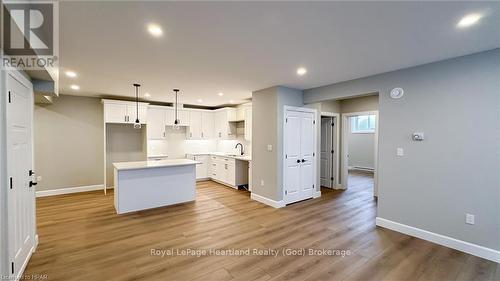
<box><xmin>252</xmin><ymin>87</ymin><xmax>279</xmax><ymax>200</ymax></box>
<box><xmin>105</xmin><ymin>124</ymin><xmax>147</xmax><ymax>187</ymax></box>
<box><xmin>252</xmin><ymin>86</ymin><xmax>304</xmax><ymax>202</ymax></box>
<box><xmin>304</xmin><ymin>49</ymin><xmax>500</xmax><ymax>251</ymax></box>
<box><xmin>34</xmin><ymin>95</ymin><xmax>105</xmax><ymax>190</ymax></box>
<box><xmin>348</xmin><ymin>131</ymin><xmax>375</xmax><ymax>169</ymax></box>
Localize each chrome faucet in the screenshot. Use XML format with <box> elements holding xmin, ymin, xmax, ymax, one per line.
<box><xmin>235</xmin><ymin>143</ymin><xmax>244</xmax><ymax>156</ymax></box>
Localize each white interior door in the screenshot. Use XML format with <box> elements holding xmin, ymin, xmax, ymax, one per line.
<box><xmin>284</xmin><ymin>109</ymin><xmax>316</xmax><ymax>204</ymax></box>
<box><xmin>299</xmin><ymin>112</ymin><xmax>315</xmax><ymax>199</ymax></box>
<box><xmin>320</xmin><ymin>118</ymin><xmax>332</xmax><ymax>188</ymax></box>
<box><xmin>284</xmin><ymin>110</ymin><xmax>302</xmax><ymax>204</ymax></box>
<box><xmin>6</xmin><ymin>72</ymin><xmax>36</xmax><ymax>279</ymax></box>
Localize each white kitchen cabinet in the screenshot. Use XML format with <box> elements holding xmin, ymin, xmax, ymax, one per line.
<box><xmin>187</xmin><ymin>111</ymin><xmax>202</xmax><ymax>139</ymax></box>
<box><xmin>103</xmin><ymin>100</ymin><xmax>148</xmax><ymax>124</ymax></box>
<box><xmin>214</xmin><ymin>108</ymin><xmax>237</xmax><ymax>140</ymax></box>
<box><xmin>127</xmin><ymin>104</ymin><xmax>148</xmax><ymax>123</ymax></box>
<box><xmin>201</xmin><ymin>111</ymin><xmax>214</xmax><ymax>139</ymax></box>
<box><xmin>187</xmin><ymin>111</ymin><xmax>214</xmax><ymax>140</ymax></box>
<box><xmin>166</xmin><ymin>107</ymin><xmax>190</xmax><ymax>126</ymax></box>
<box><xmin>244</xmin><ymin>107</ymin><xmax>252</xmax><ymax>141</ymax></box>
<box><xmin>187</xmin><ymin>154</ymin><xmax>209</xmax><ymax>180</ymax></box>
<box><xmin>147</xmin><ymin>107</ymin><xmax>167</xmax><ymax>139</ymax></box>
<box><xmin>209</xmin><ymin>155</ymin><xmax>248</xmax><ymax>188</ymax></box>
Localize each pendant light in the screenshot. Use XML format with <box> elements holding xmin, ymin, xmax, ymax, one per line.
<box><xmin>133</xmin><ymin>83</ymin><xmax>142</xmax><ymax>129</ymax></box>
<box><xmin>173</xmin><ymin>89</ymin><xmax>180</xmax><ymax>130</ymax></box>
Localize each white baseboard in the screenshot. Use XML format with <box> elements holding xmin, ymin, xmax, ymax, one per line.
<box><xmin>251</xmin><ymin>193</ymin><xmax>285</xmax><ymax>208</ymax></box>
<box><xmin>313</xmin><ymin>191</ymin><xmax>321</xmax><ymax>198</ymax></box>
<box><xmin>36</xmin><ymin>184</ymin><xmax>105</xmax><ymax>197</ymax></box>
<box><xmin>376</xmin><ymin>217</ymin><xmax>500</xmax><ymax>263</ymax></box>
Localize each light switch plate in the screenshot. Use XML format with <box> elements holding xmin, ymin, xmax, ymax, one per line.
<box><xmin>466</xmin><ymin>213</ymin><xmax>475</xmax><ymax>225</ymax></box>
<box><xmin>267</xmin><ymin>144</ymin><xmax>273</xmax><ymax>151</ymax></box>
<box><xmin>397</xmin><ymin>148</ymin><xmax>404</xmax><ymax>157</ymax></box>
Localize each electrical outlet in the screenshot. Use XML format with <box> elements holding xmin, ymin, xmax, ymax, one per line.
<box><xmin>267</xmin><ymin>144</ymin><xmax>273</xmax><ymax>152</ymax></box>
<box><xmin>466</xmin><ymin>213</ymin><xmax>475</xmax><ymax>225</ymax></box>
<box><xmin>260</xmin><ymin>180</ymin><xmax>264</xmax><ymax>186</ymax></box>
<box><xmin>397</xmin><ymin>148</ymin><xmax>404</xmax><ymax>157</ymax></box>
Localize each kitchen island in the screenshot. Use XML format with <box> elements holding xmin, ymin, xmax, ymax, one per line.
<box><xmin>113</xmin><ymin>159</ymin><xmax>200</xmax><ymax>214</ymax></box>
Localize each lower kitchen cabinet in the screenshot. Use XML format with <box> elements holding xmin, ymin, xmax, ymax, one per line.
<box><xmin>209</xmin><ymin>155</ymin><xmax>248</xmax><ymax>188</ymax></box>
<box><xmin>186</xmin><ymin>154</ymin><xmax>209</xmax><ymax>180</ymax></box>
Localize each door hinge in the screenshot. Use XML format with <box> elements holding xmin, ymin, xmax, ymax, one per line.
<box><xmin>313</xmin><ymin>184</ymin><xmax>315</xmax><ymax>189</ymax></box>
<box><xmin>9</xmin><ymin>177</ymin><xmax>13</xmax><ymax>189</ymax></box>
<box><xmin>11</xmin><ymin>262</ymin><xmax>14</xmax><ymax>274</ymax></box>
<box><xmin>8</xmin><ymin>91</ymin><xmax>11</xmax><ymax>103</ymax></box>
<box><xmin>331</xmin><ymin>122</ymin><xmax>334</xmax><ymax>126</ymax></box>
<box><xmin>285</xmin><ymin>190</ymin><xmax>287</xmax><ymax>195</ymax></box>
<box><xmin>313</xmin><ymin>153</ymin><xmax>315</xmax><ymax>157</ymax></box>
<box><xmin>285</xmin><ymin>154</ymin><xmax>287</xmax><ymax>159</ymax></box>
<box><xmin>331</xmin><ymin>150</ymin><xmax>334</xmax><ymax>154</ymax></box>
<box><xmin>313</xmin><ymin>120</ymin><xmax>316</xmax><ymax>124</ymax></box>
<box><xmin>286</xmin><ymin>118</ymin><xmax>288</xmax><ymax>123</ymax></box>
<box><xmin>331</xmin><ymin>177</ymin><xmax>334</xmax><ymax>181</ymax></box>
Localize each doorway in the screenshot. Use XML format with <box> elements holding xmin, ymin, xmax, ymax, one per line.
<box><xmin>320</xmin><ymin>113</ymin><xmax>339</xmax><ymax>189</ymax></box>
<box><xmin>341</xmin><ymin>111</ymin><xmax>378</xmax><ymax>196</ymax></box>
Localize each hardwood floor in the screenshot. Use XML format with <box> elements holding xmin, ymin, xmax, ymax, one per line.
<box><xmin>25</xmin><ymin>177</ymin><xmax>499</xmax><ymax>281</ymax></box>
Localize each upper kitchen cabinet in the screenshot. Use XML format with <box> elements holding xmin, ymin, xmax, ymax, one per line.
<box><xmin>187</xmin><ymin>111</ymin><xmax>214</xmax><ymax>140</ymax></box>
<box><xmin>147</xmin><ymin>106</ymin><xmax>167</xmax><ymax>139</ymax></box>
<box><xmin>201</xmin><ymin>111</ymin><xmax>214</xmax><ymax>139</ymax></box>
<box><xmin>165</xmin><ymin>107</ymin><xmax>190</xmax><ymax>126</ymax></box>
<box><xmin>103</xmin><ymin>100</ymin><xmax>148</xmax><ymax>124</ymax></box>
<box><xmin>187</xmin><ymin>111</ymin><xmax>202</xmax><ymax>139</ymax></box>
<box><xmin>214</xmin><ymin>108</ymin><xmax>237</xmax><ymax>140</ymax></box>
<box><xmin>244</xmin><ymin>107</ymin><xmax>252</xmax><ymax>141</ymax></box>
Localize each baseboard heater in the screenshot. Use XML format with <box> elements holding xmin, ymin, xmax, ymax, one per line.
<box><xmin>349</xmin><ymin>166</ymin><xmax>374</xmax><ymax>172</ymax></box>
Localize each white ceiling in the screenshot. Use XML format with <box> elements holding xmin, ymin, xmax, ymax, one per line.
<box><xmin>59</xmin><ymin>1</ymin><xmax>500</xmax><ymax>106</ymax></box>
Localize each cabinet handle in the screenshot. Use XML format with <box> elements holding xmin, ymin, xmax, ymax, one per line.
<box><xmin>163</xmin><ymin>131</ymin><xmax>166</xmax><ymax>137</ymax></box>
<box><xmin>190</xmin><ymin>132</ymin><xmax>192</xmax><ymax>138</ymax></box>
<box><xmin>201</xmin><ymin>132</ymin><xmax>204</xmax><ymax>138</ymax></box>
<box><xmin>125</xmin><ymin>116</ymin><xmax>127</xmax><ymax>122</ymax></box>
<box><xmin>225</xmin><ymin>164</ymin><xmax>228</xmax><ymax>169</ymax></box>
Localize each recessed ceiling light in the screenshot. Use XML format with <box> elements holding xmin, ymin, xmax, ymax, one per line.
<box><xmin>297</xmin><ymin>67</ymin><xmax>307</xmax><ymax>76</ymax></box>
<box><xmin>147</xmin><ymin>23</ymin><xmax>163</xmax><ymax>37</ymax></box>
<box><xmin>197</xmin><ymin>99</ymin><xmax>203</xmax><ymax>103</ymax></box>
<box><xmin>457</xmin><ymin>13</ymin><xmax>483</xmax><ymax>28</ymax></box>
<box><xmin>65</xmin><ymin>70</ymin><xmax>77</xmax><ymax>78</ymax></box>
<box><xmin>144</xmin><ymin>92</ymin><xmax>151</xmax><ymax>98</ymax></box>
<box><xmin>70</xmin><ymin>85</ymin><xmax>80</xmax><ymax>90</ymax></box>
<box><xmin>218</xmin><ymin>92</ymin><xmax>224</xmax><ymax>96</ymax></box>
<box><xmin>229</xmin><ymin>100</ymin><xmax>234</xmax><ymax>104</ymax></box>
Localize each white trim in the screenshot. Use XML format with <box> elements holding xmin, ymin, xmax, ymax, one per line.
<box><xmin>313</xmin><ymin>191</ymin><xmax>322</xmax><ymax>198</ymax></box>
<box><xmin>36</xmin><ymin>184</ymin><xmax>105</xmax><ymax>197</ymax></box>
<box><xmin>376</xmin><ymin>217</ymin><xmax>500</xmax><ymax>263</ymax></box>
<box><xmin>320</xmin><ymin>112</ymin><xmax>340</xmax><ymax>188</ymax></box>
<box><xmin>13</xmin><ymin>238</ymin><xmax>37</xmax><ymax>281</ymax></box>
<box><xmin>251</xmin><ymin>193</ymin><xmax>285</xmax><ymax>208</ymax></box>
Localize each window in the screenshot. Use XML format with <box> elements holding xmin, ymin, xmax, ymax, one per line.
<box><xmin>351</xmin><ymin>115</ymin><xmax>376</xmax><ymax>133</ymax></box>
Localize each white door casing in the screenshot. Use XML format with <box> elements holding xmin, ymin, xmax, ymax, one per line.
<box><xmin>6</xmin><ymin>71</ymin><xmax>36</xmax><ymax>280</ymax></box>
<box><xmin>320</xmin><ymin>118</ymin><xmax>332</xmax><ymax>188</ymax></box>
<box><xmin>284</xmin><ymin>107</ymin><xmax>317</xmax><ymax>204</ymax></box>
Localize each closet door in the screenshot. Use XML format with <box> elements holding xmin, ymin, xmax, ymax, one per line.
<box><xmin>284</xmin><ymin>109</ymin><xmax>316</xmax><ymax>204</ymax></box>
<box><xmin>299</xmin><ymin>112</ymin><xmax>315</xmax><ymax>200</ymax></box>
<box><xmin>284</xmin><ymin>110</ymin><xmax>302</xmax><ymax>204</ymax></box>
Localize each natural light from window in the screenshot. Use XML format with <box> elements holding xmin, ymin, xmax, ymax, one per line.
<box><xmin>351</xmin><ymin>115</ymin><xmax>376</xmax><ymax>133</ymax></box>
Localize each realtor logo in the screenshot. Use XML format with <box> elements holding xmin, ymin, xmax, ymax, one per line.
<box><xmin>2</xmin><ymin>1</ymin><xmax>59</xmax><ymax>69</ymax></box>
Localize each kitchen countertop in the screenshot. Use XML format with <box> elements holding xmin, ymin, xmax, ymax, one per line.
<box><xmin>186</xmin><ymin>152</ymin><xmax>251</xmax><ymax>162</ymax></box>
<box><xmin>114</xmin><ymin>159</ymin><xmax>200</xmax><ymax>171</ymax></box>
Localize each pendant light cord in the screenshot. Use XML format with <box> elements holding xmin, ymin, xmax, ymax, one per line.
<box><xmin>133</xmin><ymin>84</ymin><xmax>140</xmax><ymax>123</ymax></box>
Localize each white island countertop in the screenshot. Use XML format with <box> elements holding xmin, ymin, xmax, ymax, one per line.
<box><xmin>113</xmin><ymin>159</ymin><xmax>200</xmax><ymax>171</ymax></box>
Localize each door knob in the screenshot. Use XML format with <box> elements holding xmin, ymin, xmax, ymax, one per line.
<box><xmin>301</xmin><ymin>159</ymin><xmax>306</xmax><ymax>163</ymax></box>
<box><xmin>296</xmin><ymin>159</ymin><xmax>300</xmax><ymax>163</ymax></box>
